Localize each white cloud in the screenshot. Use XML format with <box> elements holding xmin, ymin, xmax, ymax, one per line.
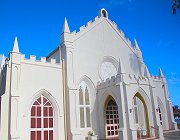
<box><xmin>168</xmin><ymin>78</ymin><xmax>180</xmax><ymax>84</ymax></box>
<box><xmin>168</xmin><ymin>72</ymin><xmax>180</xmax><ymax>85</ymax></box>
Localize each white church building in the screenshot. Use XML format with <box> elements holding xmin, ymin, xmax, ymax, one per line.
<box><xmin>0</xmin><ymin>9</ymin><xmax>178</xmax><ymax>140</ymax></box>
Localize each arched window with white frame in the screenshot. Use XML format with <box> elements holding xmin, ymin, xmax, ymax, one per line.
<box><xmin>78</xmin><ymin>81</ymin><xmax>91</xmax><ymax>128</ymax></box>
<box><xmin>30</xmin><ymin>95</ymin><xmax>54</xmax><ymax>140</ymax></box>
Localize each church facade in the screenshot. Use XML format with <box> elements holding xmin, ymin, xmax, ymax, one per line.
<box><xmin>0</xmin><ymin>9</ymin><xmax>178</xmax><ymax>140</ymax></box>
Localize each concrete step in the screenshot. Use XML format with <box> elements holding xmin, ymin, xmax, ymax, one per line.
<box><xmin>138</xmin><ymin>137</ymin><xmax>158</xmax><ymax>140</ymax></box>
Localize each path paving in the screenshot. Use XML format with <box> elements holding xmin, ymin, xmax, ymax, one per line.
<box><xmin>164</xmin><ymin>130</ymin><xmax>180</xmax><ymax>140</ymax></box>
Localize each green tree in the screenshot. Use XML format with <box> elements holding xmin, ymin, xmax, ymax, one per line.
<box><xmin>172</xmin><ymin>0</ymin><xmax>180</xmax><ymax>14</ymax></box>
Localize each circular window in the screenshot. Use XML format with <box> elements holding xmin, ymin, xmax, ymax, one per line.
<box><xmin>100</xmin><ymin>61</ymin><xmax>117</xmax><ymax>80</ymax></box>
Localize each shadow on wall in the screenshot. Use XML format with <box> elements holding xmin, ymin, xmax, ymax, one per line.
<box><xmin>0</xmin><ymin>66</ymin><xmax>7</xmax><ymax>97</ymax></box>
<box><xmin>129</xmin><ymin>53</ymin><xmax>139</xmax><ymax>72</ymax></box>
<box><xmin>91</xmin><ymin>94</ymin><xmax>99</xmax><ymax>137</ymax></box>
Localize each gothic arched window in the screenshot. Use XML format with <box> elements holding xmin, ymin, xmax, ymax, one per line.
<box><xmin>30</xmin><ymin>95</ymin><xmax>54</xmax><ymax>140</ymax></box>
<box><xmin>79</xmin><ymin>81</ymin><xmax>91</xmax><ymax>128</ymax></box>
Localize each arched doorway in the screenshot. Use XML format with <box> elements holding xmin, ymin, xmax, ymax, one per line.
<box><xmin>105</xmin><ymin>98</ymin><xmax>119</xmax><ymax>139</ymax></box>
<box><xmin>133</xmin><ymin>93</ymin><xmax>150</xmax><ymax>138</ymax></box>
<box><xmin>30</xmin><ymin>95</ymin><xmax>54</xmax><ymax>140</ymax></box>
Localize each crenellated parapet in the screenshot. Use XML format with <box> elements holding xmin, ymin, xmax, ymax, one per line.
<box><xmin>72</xmin><ymin>16</ymin><xmax>100</xmax><ymax>35</ymax></box>
<box><xmin>9</xmin><ymin>37</ymin><xmax>61</xmax><ymax>69</ymax></box>
<box><xmin>20</xmin><ymin>54</ymin><xmax>62</xmax><ymax>68</ymax></box>
<box><xmin>97</xmin><ymin>75</ymin><xmax>119</xmax><ymax>90</ymax></box>
<box><xmin>97</xmin><ymin>73</ymin><xmax>150</xmax><ymax>90</ymax></box>
<box><xmin>150</xmin><ymin>75</ymin><xmax>163</xmax><ymax>82</ymax></box>
<box><xmin>128</xmin><ymin>74</ymin><xmax>149</xmax><ymax>85</ymax></box>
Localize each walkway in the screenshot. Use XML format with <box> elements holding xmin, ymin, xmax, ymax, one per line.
<box><xmin>100</xmin><ymin>131</ymin><xmax>180</xmax><ymax>140</ymax></box>
<box><xmin>164</xmin><ymin>130</ymin><xmax>180</xmax><ymax>140</ymax></box>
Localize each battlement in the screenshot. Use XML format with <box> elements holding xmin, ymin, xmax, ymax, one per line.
<box><xmin>97</xmin><ymin>74</ymin><xmax>150</xmax><ymax>90</ymax></box>
<box><xmin>70</xmin><ymin>9</ymin><xmax>138</xmax><ymax>55</ymax></box>
<box><xmin>72</xmin><ymin>16</ymin><xmax>100</xmax><ymax>35</ymax></box>
<box><xmin>97</xmin><ymin>75</ymin><xmax>119</xmax><ymax>89</ymax></box>
<box><xmin>20</xmin><ymin>54</ymin><xmax>61</xmax><ymax>68</ymax></box>
<box><xmin>150</xmin><ymin>75</ymin><xmax>163</xmax><ymax>82</ymax></box>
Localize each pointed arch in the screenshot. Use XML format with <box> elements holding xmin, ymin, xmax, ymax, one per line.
<box><xmin>24</xmin><ymin>89</ymin><xmax>61</xmax><ymax>140</ymax></box>
<box><xmin>77</xmin><ymin>75</ymin><xmax>96</xmax><ymax>108</ymax></box>
<box><xmin>24</xmin><ymin>89</ymin><xmax>60</xmax><ymax>118</ymax></box>
<box><xmin>30</xmin><ymin>95</ymin><xmax>54</xmax><ymax>140</ymax></box>
<box><xmin>97</xmin><ymin>89</ymin><xmax>121</xmax><ymax>139</ymax></box>
<box><xmin>77</xmin><ymin>75</ymin><xmax>95</xmax><ymax>128</ymax></box>
<box><xmin>131</xmin><ymin>87</ymin><xmax>152</xmax><ymax>137</ymax></box>
<box><xmin>76</xmin><ymin>75</ymin><xmax>96</xmax><ymax>93</ymax></box>
<box><xmin>104</xmin><ymin>95</ymin><xmax>119</xmax><ymax>138</ymax></box>
<box><xmin>133</xmin><ymin>93</ymin><xmax>150</xmax><ymax>136</ymax></box>
<box><xmin>131</xmin><ymin>87</ymin><xmax>152</xmax><ymax>112</ymax></box>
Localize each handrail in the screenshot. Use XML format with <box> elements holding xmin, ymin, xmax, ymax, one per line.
<box><xmin>151</xmin><ymin>126</ymin><xmax>159</xmax><ymax>130</ymax></box>
<box><xmin>150</xmin><ymin>126</ymin><xmax>159</xmax><ymax>138</ymax></box>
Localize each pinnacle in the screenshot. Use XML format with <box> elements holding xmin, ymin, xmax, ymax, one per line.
<box><xmin>12</xmin><ymin>37</ymin><xmax>19</xmax><ymax>53</ymax></box>
<box><xmin>134</xmin><ymin>38</ymin><xmax>141</xmax><ymax>51</ymax></box>
<box><xmin>159</xmin><ymin>68</ymin><xmax>164</xmax><ymax>77</ymax></box>
<box><xmin>117</xmin><ymin>58</ymin><xmax>126</xmax><ymax>74</ymax></box>
<box><xmin>144</xmin><ymin>66</ymin><xmax>150</xmax><ymax>77</ymax></box>
<box><xmin>62</xmin><ymin>17</ymin><xmax>70</xmax><ymax>33</ymax></box>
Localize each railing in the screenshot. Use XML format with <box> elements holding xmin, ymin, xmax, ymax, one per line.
<box><xmin>131</xmin><ymin>128</ymin><xmax>147</xmax><ymax>139</ymax></box>
<box><xmin>150</xmin><ymin>126</ymin><xmax>159</xmax><ymax>138</ymax></box>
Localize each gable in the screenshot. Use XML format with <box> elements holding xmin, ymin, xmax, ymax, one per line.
<box><xmin>72</xmin><ymin>18</ymin><xmax>140</xmax><ymax>84</ymax></box>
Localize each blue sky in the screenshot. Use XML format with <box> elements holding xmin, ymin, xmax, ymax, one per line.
<box><xmin>0</xmin><ymin>0</ymin><xmax>180</xmax><ymax>106</ymax></box>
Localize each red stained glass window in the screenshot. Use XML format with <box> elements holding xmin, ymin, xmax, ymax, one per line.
<box><xmin>31</xmin><ymin>118</ymin><xmax>36</xmax><ymax>128</ymax></box>
<box><xmin>37</xmin><ymin>107</ymin><xmax>41</xmax><ymax>116</ymax></box>
<box><xmin>44</xmin><ymin>131</ymin><xmax>48</xmax><ymax>140</ymax></box>
<box><xmin>44</xmin><ymin>118</ymin><xmax>48</xmax><ymax>128</ymax></box>
<box><xmin>31</xmin><ymin>106</ymin><xmax>36</xmax><ymax>116</ymax></box>
<box><xmin>49</xmin><ymin>107</ymin><xmax>53</xmax><ymax>116</ymax></box>
<box><xmin>30</xmin><ymin>95</ymin><xmax>54</xmax><ymax>140</ymax></box>
<box><xmin>37</xmin><ymin>97</ymin><xmax>41</xmax><ymax>104</ymax></box>
<box><xmin>37</xmin><ymin>118</ymin><xmax>41</xmax><ymax>128</ymax></box>
<box><xmin>49</xmin><ymin>118</ymin><xmax>53</xmax><ymax>128</ymax></box>
<box><xmin>31</xmin><ymin>131</ymin><xmax>35</xmax><ymax>140</ymax></box>
<box><xmin>37</xmin><ymin>131</ymin><xmax>41</xmax><ymax>140</ymax></box>
<box><xmin>43</xmin><ymin>107</ymin><xmax>48</xmax><ymax>116</ymax></box>
<box><xmin>49</xmin><ymin>130</ymin><xmax>53</xmax><ymax>140</ymax></box>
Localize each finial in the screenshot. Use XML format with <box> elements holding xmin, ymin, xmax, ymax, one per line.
<box><xmin>117</xmin><ymin>58</ymin><xmax>126</xmax><ymax>75</ymax></box>
<box><xmin>12</xmin><ymin>37</ymin><xmax>19</xmax><ymax>53</ymax></box>
<box><xmin>134</xmin><ymin>38</ymin><xmax>141</xmax><ymax>51</ymax></box>
<box><xmin>144</xmin><ymin>66</ymin><xmax>150</xmax><ymax>77</ymax></box>
<box><xmin>159</xmin><ymin>68</ymin><xmax>164</xmax><ymax>77</ymax></box>
<box><xmin>99</xmin><ymin>8</ymin><xmax>108</xmax><ymax>18</ymax></box>
<box><xmin>62</xmin><ymin>17</ymin><xmax>70</xmax><ymax>33</ymax></box>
